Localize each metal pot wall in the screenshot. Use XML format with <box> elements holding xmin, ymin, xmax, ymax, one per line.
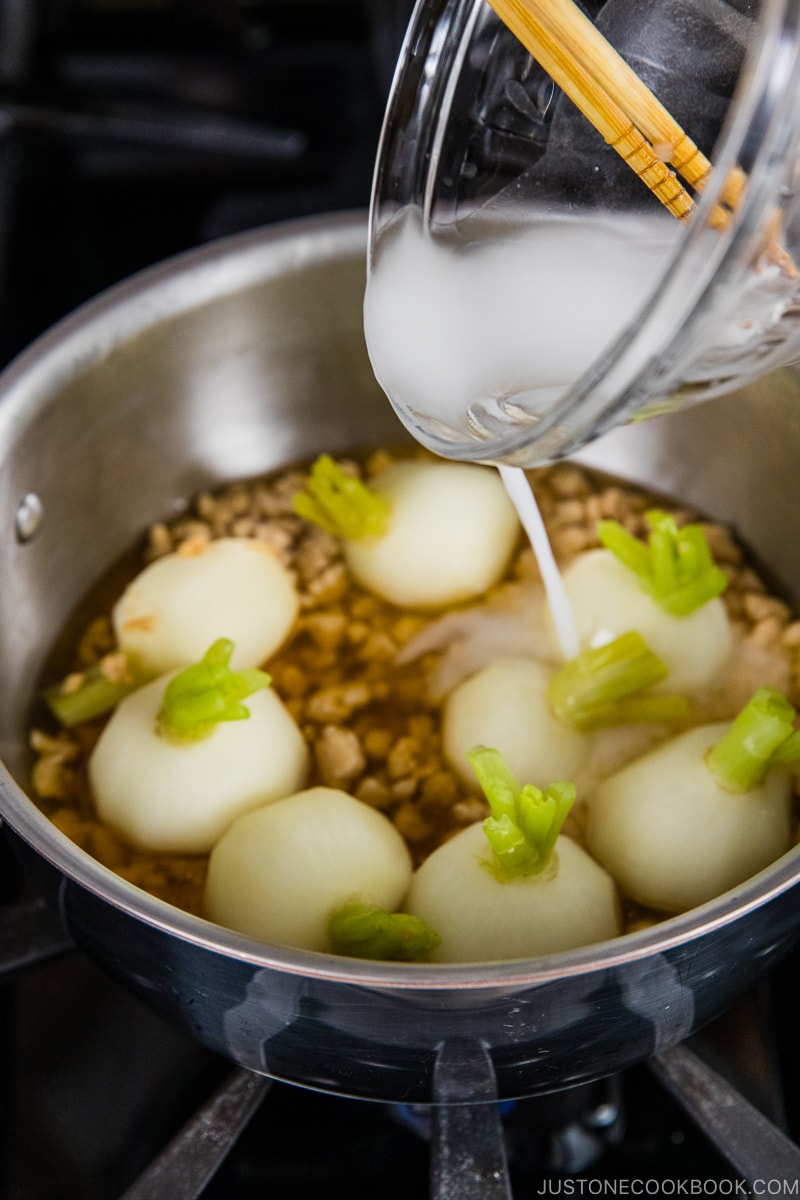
<box><xmin>2</xmin><ymin>212</ymin><xmax>800</xmax><ymax>1107</ymax></box>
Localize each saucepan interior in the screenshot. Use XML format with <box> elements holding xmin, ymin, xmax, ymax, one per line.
<box><xmin>1</xmin><ymin>212</ymin><xmax>800</xmax><ymax>1103</ymax></box>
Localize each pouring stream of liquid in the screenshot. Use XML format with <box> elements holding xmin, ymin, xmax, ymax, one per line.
<box><xmin>498</xmin><ymin>465</ymin><xmax>579</xmax><ymax>662</ymax></box>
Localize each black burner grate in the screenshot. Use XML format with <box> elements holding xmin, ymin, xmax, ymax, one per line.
<box><xmin>3</xmin><ymin>903</ymin><xmax>800</xmax><ymax>1199</ymax></box>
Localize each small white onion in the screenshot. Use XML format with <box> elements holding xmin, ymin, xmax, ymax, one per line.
<box><xmin>443</xmin><ymin>656</ymin><xmax>589</xmax><ymax>788</ymax></box>
<box><xmin>405</xmin><ymin>824</ymin><xmax>621</xmax><ymax>962</ymax></box>
<box><xmin>113</xmin><ymin>537</ymin><xmax>298</xmax><ymax>673</ymax></box>
<box><xmin>89</xmin><ymin>674</ymin><xmax>309</xmax><ymax>854</ymax></box>
<box><xmin>586</xmin><ymin>724</ymin><xmax>793</xmax><ymax>913</ymax></box>
<box><xmin>553</xmin><ymin>549</ymin><xmax>732</xmax><ymax>693</ymax></box>
<box><xmin>344</xmin><ymin>460</ymin><xmax>519</xmax><ymax>609</ymax></box>
<box><xmin>204</xmin><ymin>788</ymin><xmax>413</xmax><ymax>951</ymax></box>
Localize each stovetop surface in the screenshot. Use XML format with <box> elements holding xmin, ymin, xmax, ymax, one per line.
<box><xmin>2</xmin><ymin>3</ymin><xmax>800</xmax><ymax>1195</ymax></box>
<box><xmin>6</xmin><ymin>922</ymin><xmax>800</xmax><ymax>1198</ymax></box>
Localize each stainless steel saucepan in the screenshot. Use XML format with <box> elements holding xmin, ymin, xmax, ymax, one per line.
<box><xmin>2</xmin><ymin>212</ymin><xmax>800</xmax><ymax>1126</ymax></box>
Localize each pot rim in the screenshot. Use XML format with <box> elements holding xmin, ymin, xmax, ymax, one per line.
<box><xmin>2</xmin><ymin>210</ymin><xmax>799</xmax><ymax>991</ymax></box>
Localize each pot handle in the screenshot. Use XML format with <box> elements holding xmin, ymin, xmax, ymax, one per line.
<box><xmin>651</xmin><ymin>1042</ymin><xmax>800</xmax><ymax>1183</ymax></box>
<box><xmin>430</xmin><ymin>1039</ymin><xmax>513</xmax><ymax>1200</ymax></box>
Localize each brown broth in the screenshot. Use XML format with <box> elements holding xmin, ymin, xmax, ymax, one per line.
<box><xmin>28</xmin><ymin>453</ymin><xmax>800</xmax><ymax>928</ymax></box>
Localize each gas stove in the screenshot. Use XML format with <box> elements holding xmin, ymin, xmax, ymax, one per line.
<box><xmin>4</xmin><ymin>872</ymin><xmax>800</xmax><ymax>1198</ymax></box>
<box><xmin>2</xmin><ymin>3</ymin><xmax>800</xmax><ymax>1196</ymax></box>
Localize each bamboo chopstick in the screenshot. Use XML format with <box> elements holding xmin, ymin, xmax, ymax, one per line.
<box><xmin>485</xmin><ymin>0</ymin><xmax>695</xmax><ymax>221</ymax></box>
<box><xmin>483</xmin><ymin>0</ymin><xmax>797</xmax><ymax>275</ymax></box>
<box><xmin>484</xmin><ymin>0</ymin><xmax>743</xmax><ymax>226</ymax></box>
<box><xmin>507</xmin><ymin>0</ymin><xmax>748</xmax><ymax>211</ymax></box>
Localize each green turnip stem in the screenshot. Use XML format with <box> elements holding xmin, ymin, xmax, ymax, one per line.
<box><xmin>770</xmin><ymin>729</ymin><xmax>800</xmax><ymax>765</ymax></box>
<box><xmin>44</xmin><ymin>662</ymin><xmax>142</xmax><ymax>727</ymax></box>
<box><xmin>706</xmin><ymin>688</ymin><xmax>800</xmax><ymax>792</ymax></box>
<box><xmin>468</xmin><ymin>746</ymin><xmax>575</xmax><ymax>879</ymax></box>
<box><xmin>547</xmin><ymin>631</ymin><xmax>691</xmax><ymax>731</ymax></box>
<box><xmin>328</xmin><ymin>903</ymin><xmax>440</xmax><ymax>961</ymax></box>
<box><xmin>292</xmin><ymin>454</ymin><xmax>390</xmax><ymax>539</ymax></box>
<box><xmin>156</xmin><ymin>638</ymin><xmax>271</xmax><ymax>743</ymax></box>
<box><xmin>598</xmin><ymin>511</ymin><xmax>728</xmax><ymax>616</ymax></box>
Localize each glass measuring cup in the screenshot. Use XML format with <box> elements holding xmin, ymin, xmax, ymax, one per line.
<box><xmin>364</xmin><ymin>0</ymin><xmax>800</xmax><ymax>465</ymax></box>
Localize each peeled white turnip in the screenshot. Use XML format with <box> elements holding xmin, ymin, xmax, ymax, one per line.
<box><xmin>555</xmin><ymin>549</ymin><xmax>732</xmax><ymax>693</ymax></box>
<box><xmin>406</xmin><ymin>826</ymin><xmax>621</xmax><ymax>962</ymax></box>
<box><xmin>442</xmin><ymin>656</ymin><xmax>589</xmax><ymax>788</ymax></box>
<box><xmin>586</xmin><ymin>689</ymin><xmax>798</xmax><ymax>913</ymax></box>
<box><xmin>405</xmin><ymin>748</ymin><xmax>620</xmax><ymax>961</ymax></box>
<box><xmin>114</xmin><ymin>537</ymin><xmax>298</xmax><ymax>674</ymax></box>
<box><xmin>89</xmin><ymin>640</ymin><xmax>308</xmax><ymax>854</ymax></box>
<box><xmin>294</xmin><ymin>456</ymin><xmax>520</xmax><ymax>609</ymax></box>
<box><xmin>204</xmin><ymin>788</ymin><xmax>413</xmax><ymax>952</ymax></box>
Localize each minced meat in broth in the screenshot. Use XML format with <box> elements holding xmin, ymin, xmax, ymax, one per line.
<box><xmin>29</xmin><ymin>452</ymin><xmax>800</xmax><ymax>930</ymax></box>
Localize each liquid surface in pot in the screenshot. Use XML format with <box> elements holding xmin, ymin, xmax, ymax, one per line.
<box><xmin>26</xmin><ymin>450</ymin><xmax>800</xmax><ymax>952</ymax></box>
